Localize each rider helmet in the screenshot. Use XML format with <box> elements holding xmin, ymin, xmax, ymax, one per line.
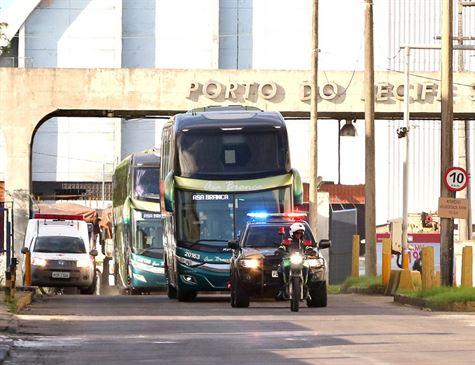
<box><xmin>289</xmin><ymin>222</ymin><xmax>305</xmax><ymax>238</ymax></box>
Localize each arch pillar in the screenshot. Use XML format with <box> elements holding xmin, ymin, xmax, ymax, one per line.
<box><xmin>1</xmin><ymin>110</ymin><xmax>48</xmax><ymax>253</ymax></box>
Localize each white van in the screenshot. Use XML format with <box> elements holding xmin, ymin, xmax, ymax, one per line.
<box><xmin>22</xmin><ymin>214</ymin><xmax>98</xmax><ymax>294</ymax></box>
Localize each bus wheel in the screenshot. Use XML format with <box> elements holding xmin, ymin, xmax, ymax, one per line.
<box><xmin>177</xmin><ymin>286</ymin><xmax>197</xmax><ymax>302</ymax></box>
<box><xmin>167</xmin><ymin>283</ymin><xmax>177</xmax><ymax>299</ymax></box>
<box><xmin>130</xmin><ymin>287</ymin><xmax>142</xmax><ymax>295</ymax></box>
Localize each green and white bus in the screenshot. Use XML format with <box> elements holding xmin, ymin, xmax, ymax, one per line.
<box><xmin>160</xmin><ymin>106</ymin><xmax>303</xmax><ymax>301</ymax></box>
<box><xmin>112</xmin><ymin>148</ymin><xmax>166</xmax><ymax>294</ymax></box>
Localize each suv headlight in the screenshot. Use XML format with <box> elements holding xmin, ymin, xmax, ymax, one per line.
<box><xmin>307</xmin><ymin>258</ymin><xmax>325</xmax><ymax>268</ymax></box>
<box><xmin>76</xmin><ymin>257</ymin><xmax>92</xmax><ymax>268</ymax></box>
<box><xmin>176</xmin><ymin>255</ymin><xmax>202</xmax><ymax>267</ymax></box>
<box><xmin>240</xmin><ymin>258</ymin><xmax>260</xmax><ymax>269</ymax></box>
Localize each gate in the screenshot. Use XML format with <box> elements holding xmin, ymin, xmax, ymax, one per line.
<box><xmin>1</xmin><ymin>201</ymin><xmax>15</xmax><ymax>279</ymax></box>
<box><xmin>329</xmin><ymin>208</ymin><xmax>357</xmax><ymax>284</ymax></box>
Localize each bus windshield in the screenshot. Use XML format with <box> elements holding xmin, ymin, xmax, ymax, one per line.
<box><xmin>134</xmin><ymin>219</ymin><xmax>163</xmax><ymax>254</ymax></box>
<box><xmin>134</xmin><ymin>168</ymin><xmax>160</xmax><ymax>201</ymax></box>
<box><xmin>176</xmin><ymin>187</ymin><xmax>292</xmax><ymax>247</ymax></box>
<box><xmin>177</xmin><ymin>129</ymin><xmax>287</xmax><ymax>179</ymax></box>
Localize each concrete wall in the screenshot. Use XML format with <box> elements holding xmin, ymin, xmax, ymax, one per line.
<box><xmin>25</xmin><ymin>0</ymin><xmax>122</xmax><ymax>182</ymax></box>
<box><xmin>155</xmin><ymin>0</ymin><xmax>219</xmax><ymax>68</ymax></box>
<box><xmin>219</xmin><ymin>0</ymin><xmax>252</xmax><ymax>69</ymax></box>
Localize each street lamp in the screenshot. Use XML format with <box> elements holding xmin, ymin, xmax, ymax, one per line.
<box><xmin>338</xmin><ymin>119</ymin><xmax>358</xmax><ymax>184</ymax></box>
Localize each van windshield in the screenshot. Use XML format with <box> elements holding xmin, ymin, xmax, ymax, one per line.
<box><xmin>34</xmin><ymin>236</ymin><xmax>86</xmax><ymax>254</ymax></box>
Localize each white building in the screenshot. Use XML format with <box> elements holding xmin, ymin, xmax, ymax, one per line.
<box><xmin>0</xmin><ymin>0</ymin><xmax>474</xmax><ymax>225</ymax></box>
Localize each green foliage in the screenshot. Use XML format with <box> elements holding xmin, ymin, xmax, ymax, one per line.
<box><xmin>0</xmin><ymin>20</ymin><xmax>11</xmax><ymax>55</ymax></box>
<box><xmin>405</xmin><ymin>286</ymin><xmax>475</xmax><ymax>307</ymax></box>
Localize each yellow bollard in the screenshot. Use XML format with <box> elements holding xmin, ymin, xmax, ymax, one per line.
<box><xmin>397</xmin><ymin>269</ymin><xmax>415</xmax><ymax>291</ymax></box>
<box><xmin>421</xmin><ymin>246</ymin><xmax>435</xmax><ymax>290</ymax></box>
<box><xmin>382</xmin><ymin>238</ymin><xmax>391</xmax><ymax>286</ymax></box>
<box><xmin>461</xmin><ymin>246</ymin><xmax>473</xmax><ymax>288</ymax></box>
<box><xmin>351</xmin><ymin>235</ymin><xmax>360</xmax><ymax>278</ymax></box>
<box><xmin>24</xmin><ymin>251</ymin><xmax>32</xmax><ymax>287</ymax></box>
<box><xmin>402</xmin><ymin>251</ymin><xmax>409</xmax><ymax>270</ymax></box>
<box><xmin>433</xmin><ymin>271</ymin><xmax>441</xmax><ymax>288</ymax></box>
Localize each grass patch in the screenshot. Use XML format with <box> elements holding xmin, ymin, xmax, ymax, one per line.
<box><xmin>401</xmin><ymin>286</ymin><xmax>475</xmax><ymax>308</ymax></box>
<box><xmin>328</xmin><ymin>284</ymin><xmax>341</xmax><ymax>294</ymax></box>
<box><xmin>341</xmin><ymin>275</ymin><xmax>384</xmax><ymax>294</ymax></box>
<box><xmin>6</xmin><ymin>299</ymin><xmax>17</xmax><ymax>314</ymax></box>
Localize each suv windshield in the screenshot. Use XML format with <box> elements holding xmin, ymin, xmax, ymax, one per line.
<box><xmin>34</xmin><ymin>236</ymin><xmax>86</xmax><ymax>254</ymax></box>
<box><xmin>134</xmin><ymin>167</ymin><xmax>160</xmax><ymax>201</ymax></box>
<box><xmin>244</xmin><ymin>223</ymin><xmax>314</xmax><ymax>248</ymax></box>
<box><xmin>176</xmin><ymin>187</ymin><xmax>292</xmax><ymax>247</ymax></box>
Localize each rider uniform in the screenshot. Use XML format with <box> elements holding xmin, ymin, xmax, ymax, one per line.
<box><xmin>276</xmin><ymin>222</ymin><xmax>306</xmax><ymax>300</ymax></box>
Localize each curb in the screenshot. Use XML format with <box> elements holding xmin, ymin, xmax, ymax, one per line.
<box><xmin>15</xmin><ymin>290</ymin><xmax>35</xmax><ymax>313</ymax></box>
<box><xmin>394</xmin><ymin>294</ymin><xmax>475</xmax><ymax>312</ymax></box>
<box><xmin>342</xmin><ymin>285</ymin><xmax>386</xmax><ymax>295</ymax></box>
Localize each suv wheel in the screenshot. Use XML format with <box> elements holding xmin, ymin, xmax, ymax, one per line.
<box><xmin>307</xmin><ymin>281</ymin><xmax>327</xmax><ymax>307</ymax></box>
<box><xmin>232</xmin><ymin>275</ymin><xmax>249</xmax><ymax>308</ymax></box>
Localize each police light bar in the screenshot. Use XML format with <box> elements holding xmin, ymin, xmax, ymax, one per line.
<box><xmin>34</xmin><ymin>213</ymin><xmax>84</xmax><ymax>221</ymax></box>
<box><xmin>247</xmin><ymin>212</ymin><xmax>269</xmax><ymax>219</ymax></box>
<box><xmin>246</xmin><ymin>212</ymin><xmax>307</xmax><ymax>221</ymax></box>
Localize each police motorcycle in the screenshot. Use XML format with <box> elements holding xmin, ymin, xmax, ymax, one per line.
<box><xmin>276</xmin><ymin>222</ymin><xmax>330</xmax><ymax>312</ymax></box>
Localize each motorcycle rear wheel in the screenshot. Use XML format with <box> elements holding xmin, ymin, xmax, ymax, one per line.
<box><xmin>290</xmin><ymin>276</ymin><xmax>300</xmax><ymax>312</ymax></box>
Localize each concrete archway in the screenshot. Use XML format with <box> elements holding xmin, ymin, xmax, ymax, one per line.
<box><xmin>1</xmin><ymin>67</ymin><xmax>475</xmax><ymax>248</ymax></box>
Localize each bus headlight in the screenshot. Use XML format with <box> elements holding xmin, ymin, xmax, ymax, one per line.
<box><xmin>32</xmin><ymin>257</ymin><xmax>47</xmax><ymax>267</ymax></box>
<box><xmin>290</xmin><ymin>253</ymin><xmax>303</xmax><ymax>265</ymax></box>
<box><xmin>240</xmin><ymin>258</ymin><xmax>260</xmax><ymax>269</ymax></box>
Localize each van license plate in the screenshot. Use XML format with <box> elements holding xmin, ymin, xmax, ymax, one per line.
<box><xmin>272</xmin><ymin>270</ymin><xmax>278</xmax><ymax>278</ymax></box>
<box><xmin>52</xmin><ymin>272</ymin><xmax>70</xmax><ymax>279</ymax></box>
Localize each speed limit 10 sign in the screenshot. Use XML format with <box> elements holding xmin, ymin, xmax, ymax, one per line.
<box><xmin>443</xmin><ymin>167</ymin><xmax>469</xmax><ymax>192</ymax></box>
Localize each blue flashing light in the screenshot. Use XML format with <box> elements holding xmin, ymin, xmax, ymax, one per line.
<box><xmin>247</xmin><ymin>212</ymin><xmax>269</xmax><ymax>220</ymax></box>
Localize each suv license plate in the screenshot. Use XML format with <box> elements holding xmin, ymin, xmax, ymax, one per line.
<box><xmin>272</xmin><ymin>270</ymin><xmax>278</xmax><ymax>278</ymax></box>
<box><xmin>52</xmin><ymin>272</ymin><xmax>70</xmax><ymax>279</ymax></box>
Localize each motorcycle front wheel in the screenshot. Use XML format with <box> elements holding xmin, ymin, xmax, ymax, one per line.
<box><xmin>290</xmin><ymin>276</ymin><xmax>300</xmax><ymax>312</ymax></box>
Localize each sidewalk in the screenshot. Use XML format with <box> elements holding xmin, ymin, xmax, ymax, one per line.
<box><xmin>0</xmin><ymin>300</ymin><xmax>15</xmax><ymax>364</ymax></box>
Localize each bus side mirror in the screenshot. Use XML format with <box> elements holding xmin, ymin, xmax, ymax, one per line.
<box><xmin>318</xmin><ymin>239</ymin><xmax>331</xmax><ymax>249</ymax></box>
<box><xmin>164</xmin><ymin>170</ymin><xmax>175</xmax><ymax>212</ymax></box>
<box><xmin>21</xmin><ymin>247</ymin><xmax>30</xmax><ymax>254</ymax></box>
<box><xmin>228</xmin><ymin>240</ymin><xmax>239</xmax><ymax>250</ymax></box>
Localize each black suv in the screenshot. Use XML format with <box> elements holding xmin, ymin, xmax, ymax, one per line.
<box><xmin>228</xmin><ymin>214</ymin><xmax>330</xmax><ymax>308</ymax></box>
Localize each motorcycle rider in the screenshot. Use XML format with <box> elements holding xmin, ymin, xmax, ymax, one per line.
<box><xmin>275</xmin><ymin>222</ymin><xmax>307</xmax><ymax>300</ymax></box>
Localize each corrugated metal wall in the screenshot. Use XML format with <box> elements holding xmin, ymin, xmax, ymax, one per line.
<box><xmin>379</xmin><ymin>0</ymin><xmax>475</xmax><ymax>225</ymax></box>
<box><xmin>388</xmin><ymin>0</ymin><xmax>475</xmax><ymax>72</ymax></box>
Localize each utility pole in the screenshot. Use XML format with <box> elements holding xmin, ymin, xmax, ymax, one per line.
<box><xmin>309</xmin><ymin>0</ymin><xmax>319</xmax><ymax>236</ymax></box>
<box><xmin>401</xmin><ymin>45</ymin><xmax>411</xmax><ymax>270</ymax></box>
<box><xmin>441</xmin><ymin>0</ymin><xmax>455</xmax><ymax>286</ymax></box>
<box><xmin>364</xmin><ymin>0</ymin><xmax>376</xmax><ymax>276</ymax></box>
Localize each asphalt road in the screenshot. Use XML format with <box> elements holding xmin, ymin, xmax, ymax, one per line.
<box><xmin>5</xmin><ymin>293</ymin><xmax>475</xmax><ymax>365</ymax></box>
